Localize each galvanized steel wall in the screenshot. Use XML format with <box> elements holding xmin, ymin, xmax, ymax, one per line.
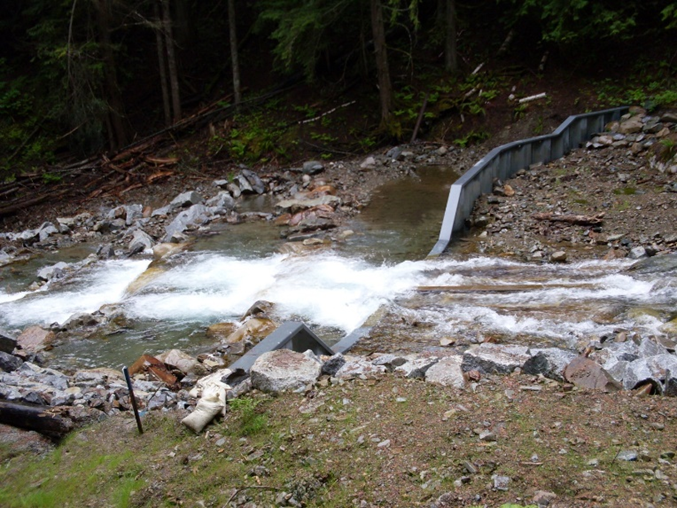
<box><xmin>428</xmin><ymin>106</ymin><xmax>629</xmax><ymax>257</ymax></box>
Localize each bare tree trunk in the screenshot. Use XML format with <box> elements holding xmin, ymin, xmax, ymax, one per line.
<box><xmin>154</xmin><ymin>0</ymin><xmax>171</xmax><ymax>125</ymax></box>
<box><xmin>228</xmin><ymin>0</ymin><xmax>242</xmax><ymax>111</ymax></box>
<box><xmin>370</xmin><ymin>0</ymin><xmax>392</xmax><ymax>127</ymax></box>
<box><xmin>162</xmin><ymin>0</ymin><xmax>181</xmax><ymax>123</ymax></box>
<box><xmin>96</xmin><ymin>0</ymin><xmax>127</xmax><ymax>150</ymax></box>
<box><xmin>444</xmin><ymin>0</ymin><xmax>458</xmax><ymax>73</ymax></box>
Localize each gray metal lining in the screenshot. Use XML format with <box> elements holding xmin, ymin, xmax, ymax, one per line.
<box><xmin>428</xmin><ymin>106</ymin><xmax>629</xmax><ymax>257</ymax></box>
<box><xmin>228</xmin><ymin>321</ymin><xmax>334</xmax><ymax>373</ymax></box>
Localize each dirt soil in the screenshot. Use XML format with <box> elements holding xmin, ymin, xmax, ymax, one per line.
<box><xmin>2</xmin><ymin>373</ymin><xmax>677</xmax><ymax>507</ymax></box>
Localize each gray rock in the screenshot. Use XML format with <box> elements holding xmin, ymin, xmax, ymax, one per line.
<box><xmin>206</xmin><ymin>191</ymin><xmax>236</xmax><ymax>215</ymax></box>
<box><xmin>492</xmin><ymin>474</ymin><xmax>510</xmax><ymax>491</ymax></box>
<box><xmin>551</xmin><ymin>250</ymin><xmax>567</xmax><ymax>262</ymax></box>
<box><xmin>638</xmin><ymin>337</ymin><xmax>668</xmax><ymax>358</ymax></box>
<box><xmin>302</xmin><ymin>161</ymin><xmax>324</xmax><ymax>175</ymax></box>
<box><xmin>0</xmin><ymin>329</ymin><xmax>17</xmax><ymax>354</ymax></box>
<box><xmin>169</xmin><ymin>191</ymin><xmax>202</xmax><ymax>211</ymax></box>
<box><xmin>533</xmin><ymin>490</ymin><xmax>558</xmax><ymax>507</ymax></box>
<box><xmin>128</xmin><ymin>230</ymin><xmax>154</xmax><ymax>254</ymax></box>
<box><xmin>523</xmin><ymin>348</ymin><xmax>578</xmax><ymax>381</ymax></box>
<box><xmin>629</xmin><ymin>246</ymin><xmax>648</xmax><ymax>259</ymax></box>
<box><xmin>250</xmin><ymin>349</ymin><xmax>322</xmax><ymax>393</ymax></box>
<box><xmin>371</xmin><ymin>354</ymin><xmax>407</xmax><ymax>370</ymax></box>
<box><xmin>236</xmin><ymin>174</ymin><xmax>254</xmax><ymax>194</ymax></box>
<box><xmin>163</xmin><ymin>204</ymin><xmax>209</xmax><ymax>242</ymax></box>
<box><xmin>151</xmin><ymin>205</ymin><xmax>172</xmax><ymax>217</ymax></box>
<box><xmin>386</xmin><ymin>147</ymin><xmax>403</xmax><ymax>160</ymax></box>
<box><xmin>664</xmin><ymin>368</ymin><xmax>677</xmax><ymax>396</ymax></box>
<box><xmin>275</xmin><ymin>195</ymin><xmax>340</xmax><ymax>213</ymax></box>
<box><xmin>627</xmin><ymin>253</ymin><xmax>677</xmax><ymax>274</ymax></box>
<box><xmin>125</xmin><ymin>204</ymin><xmax>144</xmax><ymax>225</ymax></box>
<box><xmin>661</xmin><ymin>112</ymin><xmax>677</xmax><ymax>123</ymax></box>
<box><xmin>61</xmin><ymin>312</ymin><xmax>103</xmax><ymax>330</ymax></box>
<box><xmin>394</xmin><ymin>356</ymin><xmax>439</xmax><ymax>379</ymax></box>
<box><xmin>38</xmin><ymin>222</ymin><xmax>59</xmax><ymax>242</ymax></box>
<box><xmin>37</xmin><ymin>262</ymin><xmax>69</xmax><ymax>282</ymax></box>
<box><xmin>462</xmin><ymin>343</ymin><xmax>531</xmax><ymax>374</ymax></box>
<box><xmin>617</xmin><ymin>450</ymin><xmax>638</xmax><ymax>461</ymax></box>
<box><xmin>0</xmin><ymin>351</ymin><xmax>22</xmax><ymax>372</ymax></box>
<box><xmin>360</xmin><ymin>156</ymin><xmax>376</xmax><ymax>170</ymax></box>
<box><xmin>96</xmin><ymin>243</ymin><xmax>115</xmax><ymax>259</ymax></box>
<box><xmin>604</xmin><ymin>340</ymin><xmax>640</xmax><ymax>362</ymax></box>
<box><xmin>335</xmin><ymin>357</ymin><xmax>387</xmax><ymax>380</ymax></box>
<box><xmin>321</xmin><ymin>353</ymin><xmax>346</xmax><ymax>376</ymax></box>
<box><xmin>241</xmin><ymin>169</ymin><xmax>265</xmax><ymax>194</ymax></box>
<box><xmin>425</xmin><ymin>356</ymin><xmax>465</xmax><ymax>388</ymax></box>
<box><xmin>226</xmin><ymin>182</ymin><xmax>241</xmax><ymax>198</ymax></box>
<box><xmin>18</xmin><ymin>228</ymin><xmax>40</xmax><ymax>244</ymax></box>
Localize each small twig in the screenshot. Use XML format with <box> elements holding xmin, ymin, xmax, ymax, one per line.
<box><xmin>298</xmin><ymin>101</ymin><xmax>356</xmax><ymax>125</ymax></box>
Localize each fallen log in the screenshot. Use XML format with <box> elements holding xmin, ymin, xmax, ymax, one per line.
<box><xmin>532</xmin><ymin>212</ymin><xmax>604</xmax><ymax>226</ymax></box>
<box><xmin>0</xmin><ymin>401</ymin><xmax>74</xmax><ymax>439</ymax></box>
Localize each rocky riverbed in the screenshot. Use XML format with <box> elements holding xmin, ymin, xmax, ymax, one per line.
<box><xmin>0</xmin><ymin>106</ymin><xmax>676</xmax><ymax>464</ymax></box>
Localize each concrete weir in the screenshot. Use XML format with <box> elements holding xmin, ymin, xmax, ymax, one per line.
<box><xmin>428</xmin><ymin>106</ymin><xmax>628</xmax><ymax>257</ymax></box>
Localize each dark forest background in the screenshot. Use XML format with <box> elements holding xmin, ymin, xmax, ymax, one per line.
<box><xmin>1</xmin><ymin>0</ymin><xmax>676</xmax><ymax>178</ymax></box>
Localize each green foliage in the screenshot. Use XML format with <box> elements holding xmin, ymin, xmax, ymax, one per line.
<box><xmin>662</xmin><ymin>3</ymin><xmax>677</xmax><ymax>28</ymax></box>
<box><xmin>229</xmin><ymin>397</ymin><xmax>268</xmax><ymax>436</ymax></box>
<box><xmin>502</xmin><ymin>0</ymin><xmax>639</xmax><ymax>44</ymax></box>
<box><xmin>594</xmin><ymin>59</ymin><xmax>676</xmax><ymax>109</ymax></box>
<box><xmin>454</xmin><ymin>129</ymin><xmax>489</xmax><ymax>147</ymax></box>
<box><xmin>255</xmin><ymin>0</ymin><xmax>362</xmax><ymax>79</ymax></box>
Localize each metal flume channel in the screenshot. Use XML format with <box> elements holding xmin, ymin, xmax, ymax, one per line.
<box><xmin>428</xmin><ymin>106</ymin><xmax>629</xmax><ymax>257</ymax></box>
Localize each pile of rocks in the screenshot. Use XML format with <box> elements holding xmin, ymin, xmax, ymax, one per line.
<box><xmin>0</xmin><ymin>142</ymin><xmax>465</xmax><ymax>269</ymax></box>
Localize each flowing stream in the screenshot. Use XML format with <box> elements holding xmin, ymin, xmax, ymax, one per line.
<box><xmin>1</xmin><ymin>166</ymin><xmax>675</xmax><ymax>369</ymax></box>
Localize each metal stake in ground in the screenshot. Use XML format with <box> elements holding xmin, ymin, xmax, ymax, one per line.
<box><xmin>123</xmin><ymin>366</ymin><xmax>144</xmax><ymax>435</ymax></box>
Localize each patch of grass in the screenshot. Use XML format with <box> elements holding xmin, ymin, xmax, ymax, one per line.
<box><xmin>229</xmin><ymin>396</ymin><xmax>268</xmax><ymax>436</ymax></box>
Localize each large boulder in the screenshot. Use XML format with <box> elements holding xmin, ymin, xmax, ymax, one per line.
<box><xmin>523</xmin><ymin>348</ymin><xmax>578</xmax><ymax>381</ymax></box>
<box><xmin>128</xmin><ymin>230</ymin><xmax>154</xmax><ymax>255</ymax></box>
<box><xmin>16</xmin><ymin>326</ymin><xmax>55</xmax><ymax>354</ymax></box>
<box><xmin>394</xmin><ymin>355</ymin><xmax>439</xmax><ymax>379</ymax></box>
<box><xmin>0</xmin><ymin>329</ymin><xmax>17</xmax><ymax>354</ymax></box>
<box><xmin>224</xmin><ymin>318</ymin><xmax>277</xmax><ymax>345</ymax></box>
<box><xmin>250</xmin><ymin>349</ymin><xmax>322</xmax><ymax>393</ymax></box>
<box><xmin>206</xmin><ymin>191</ymin><xmax>236</xmax><ymax>215</ymax></box>
<box><xmin>163</xmin><ymin>204</ymin><xmax>209</xmax><ymax>242</ymax></box>
<box><xmin>563</xmin><ymin>356</ymin><xmax>621</xmax><ymax>391</ymax></box>
<box><xmin>334</xmin><ymin>357</ymin><xmax>387</xmax><ymax>380</ymax></box>
<box><xmin>169</xmin><ymin>190</ymin><xmax>202</xmax><ymax>211</ymax></box>
<box><xmin>425</xmin><ymin>355</ymin><xmax>465</xmax><ymax>388</ymax></box>
<box><xmin>0</xmin><ymin>351</ymin><xmax>22</xmax><ymax>372</ymax></box>
<box><xmin>240</xmin><ymin>169</ymin><xmax>265</xmax><ymax>194</ymax></box>
<box><xmin>462</xmin><ymin>343</ymin><xmax>531</xmax><ymax>375</ymax></box>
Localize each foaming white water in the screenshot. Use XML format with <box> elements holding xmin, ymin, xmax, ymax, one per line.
<box><xmin>123</xmin><ymin>253</ymin><xmax>426</xmax><ymax>331</ymax></box>
<box><xmin>1</xmin><ymin>253</ymin><xmax>675</xmax><ymax>348</ymax></box>
<box><xmin>0</xmin><ymin>259</ymin><xmax>150</xmax><ymax>327</ymax></box>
